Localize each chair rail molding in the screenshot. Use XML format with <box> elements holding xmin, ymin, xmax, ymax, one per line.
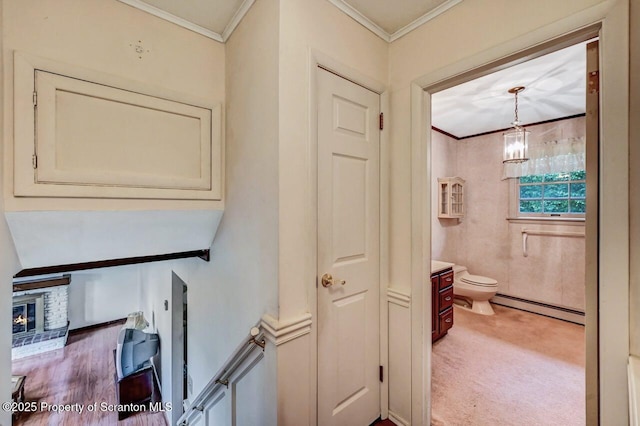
<box><xmin>260</xmin><ymin>313</ymin><xmax>313</xmax><ymax>346</ymax></box>
<box><xmin>388</xmin><ymin>288</ymin><xmax>411</xmax><ymax>308</ymax></box>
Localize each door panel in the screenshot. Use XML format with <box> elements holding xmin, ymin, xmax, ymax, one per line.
<box><xmin>317</xmin><ymin>68</ymin><xmax>380</xmax><ymax>426</ymax></box>
<box><xmin>332</xmin><ymin>154</ymin><xmax>368</xmax><ymax>263</ymax></box>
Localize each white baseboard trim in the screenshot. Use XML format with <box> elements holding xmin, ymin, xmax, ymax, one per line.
<box><xmin>491</xmin><ymin>294</ymin><xmax>585</xmax><ymax>325</ymax></box>
<box><xmin>387</xmin><ymin>288</ymin><xmax>411</xmax><ymax>308</ymax></box>
<box><xmin>388</xmin><ymin>410</ymin><xmax>410</xmax><ymax>426</ymax></box>
<box><xmin>261</xmin><ymin>313</ymin><xmax>312</xmax><ymax>346</ymax></box>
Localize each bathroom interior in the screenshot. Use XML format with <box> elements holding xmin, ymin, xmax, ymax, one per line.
<box><xmin>429</xmin><ymin>40</ymin><xmax>591</xmax><ymax>426</ymax></box>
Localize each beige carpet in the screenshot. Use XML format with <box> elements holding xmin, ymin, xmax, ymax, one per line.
<box><xmin>431</xmin><ymin>305</ymin><xmax>585</xmax><ymax>426</ymax></box>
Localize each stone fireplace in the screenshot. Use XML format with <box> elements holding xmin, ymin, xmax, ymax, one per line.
<box><xmin>12</xmin><ymin>275</ymin><xmax>71</xmax><ymax>360</ymax></box>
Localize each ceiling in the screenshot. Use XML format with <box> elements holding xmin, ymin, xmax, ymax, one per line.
<box><xmin>118</xmin><ymin>0</ymin><xmax>463</xmax><ymax>42</ymax></box>
<box><xmin>136</xmin><ymin>0</ymin><xmax>245</xmax><ymax>35</ymax></box>
<box><xmin>116</xmin><ymin>0</ymin><xmax>585</xmax><ymax>138</ymax></box>
<box><xmin>340</xmin><ymin>0</ymin><xmax>449</xmax><ymax>33</ymax></box>
<box><xmin>431</xmin><ymin>42</ymin><xmax>588</xmax><ymax>139</ymax></box>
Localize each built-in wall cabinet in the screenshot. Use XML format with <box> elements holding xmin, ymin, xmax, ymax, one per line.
<box><xmin>13</xmin><ymin>52</ymin><xmax>222</xmax><ymax>201</ymax></box>
<box><xmin>438</xmin><ymin>177</ymin><xmax>465</xmax><ymax>218</ymax></box>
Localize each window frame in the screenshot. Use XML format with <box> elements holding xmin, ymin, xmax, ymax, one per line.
<box><xmin>508</xmin><ymin>171</ymin><xmax>586</xmax><ymax>221</ymax></box>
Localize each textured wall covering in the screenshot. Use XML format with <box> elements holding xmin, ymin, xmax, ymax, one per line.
<box><xmin>432</xmin><ymin>117</ymin><xmax>586</xmax><ymax>310</ymax></box>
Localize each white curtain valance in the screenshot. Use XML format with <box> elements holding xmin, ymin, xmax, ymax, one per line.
<box><xmin>502</xmin><ymin>136</ymin><xmax>585</xmax><ymax>179</ymax></box>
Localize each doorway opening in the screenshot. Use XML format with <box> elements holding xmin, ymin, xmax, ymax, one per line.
<box><xmin>428</xmin><ymin>39</ymin><xmax>595</xmax><ymax>424</ymax></box>
<box><xmin>405</xmin><ymin>20</ymin><xmax>618</xmax><ymax>424</ymax></box>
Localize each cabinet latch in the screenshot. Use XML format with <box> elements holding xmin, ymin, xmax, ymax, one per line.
<box><xmin>33</xmin><ymin>91</ymin><xmax>37</xmax><ymax>107</ymax></box>
<box><xmin>32</xmin><ymin>154</ymin><xmax>37</xmax><ymax>169</ymax></box>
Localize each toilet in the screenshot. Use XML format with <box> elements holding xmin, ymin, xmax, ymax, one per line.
<box><xmin>452</xmin><ymin>265</ymin><xmax>498</xmax><ymax>315</ymax></box>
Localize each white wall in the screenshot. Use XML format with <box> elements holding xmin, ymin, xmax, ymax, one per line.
<box><xmin>0</xmin><ymin>3</ymin><xmax>21</xmax><ymax>425</ymax></box>
<box><xmin>277</xmin><ymin>0</ymin><xmax>389</xmax><ymax>318</ymax></box>
<box><xmin>137</xmin><ymin>1</ymin><xmax>282</xmax><ymax>424</ymax></box>
<box><xmin>432</xmin><ymin>118</ymin><xmax>586</xmax><ymax>311</ymax></box>
<box><xmin>277</xmin><ymin>1</ymin><xmax>388</xmax><ymax>423</ymax></box>
<box><xmin>138</xmin><ymin>261</ymin><xmax>174</xmax><ymax>425</ymax></box>
<box><xmin>2</xmin><ymin>0</ymin><xmax>224</xmax><ymax>213</ymax></box>
<box><xmin>68</xmin><ymin>267</ymin><xmax>142</xmax><ymax>330</ymax></box>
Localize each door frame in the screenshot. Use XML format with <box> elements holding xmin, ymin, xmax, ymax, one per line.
<box><xmin>308</xmin><ymin>50</ymin><xmax>390</xmax><ymax>424</ymax></box>
<box><xmin>410</xmin><ymin>2</ymin><xmax>629</xmax><ymax>425</ymax></box>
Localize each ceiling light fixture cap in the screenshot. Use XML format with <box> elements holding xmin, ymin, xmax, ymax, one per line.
<box><xmin>508</xmin><ymin>86</ymin><xmax>526</xmax><ymax>94</ymax></box>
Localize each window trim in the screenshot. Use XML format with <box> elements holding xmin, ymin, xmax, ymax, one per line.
<box><xmin>508</xmin><ymin>173</ymin><xmax>586</xmax><ymax>222</ymax></box>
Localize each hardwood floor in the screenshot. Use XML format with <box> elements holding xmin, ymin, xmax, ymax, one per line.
<box><xmin>12</xmin><ymin>323</ymin><xmax>168</xmax><ymax>426</ymax></box>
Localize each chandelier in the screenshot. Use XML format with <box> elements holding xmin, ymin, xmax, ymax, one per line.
<box><xmin>503</xmin><ymin>86</ymin><xmax>530</xmax><ymax>164</ymax></box>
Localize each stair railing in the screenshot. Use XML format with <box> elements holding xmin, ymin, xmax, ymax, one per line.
<box><xmin>177</xmin><ymin>323</ymin><xmax>266</xmax><ymax>426</ymax></box>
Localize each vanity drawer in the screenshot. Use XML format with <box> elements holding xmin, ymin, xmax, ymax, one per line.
<box><xmin>439</xmin><ymin>271</ymin><xmax>454</xmax><ymax>290</ymax></box>
<box><xmin>439</xmin><ymin>286</ymin><xmax>454</xmax><ymax>310</ymax></box>
<box><xmin>439</xmin><ymin>307</ymin><xmax>454</xmax><ymax>334</ymax></box>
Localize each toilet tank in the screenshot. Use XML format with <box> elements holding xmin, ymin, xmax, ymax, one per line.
<box><xmin>452</xmin><ymin>265</ymin><xmax>468</xmax><ymax>277</ymax></box>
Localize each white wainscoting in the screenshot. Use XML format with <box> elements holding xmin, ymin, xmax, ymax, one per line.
<box><xmin>182</xmin><ymin>348</ymin><xmax>265</xmax><ymax>425</ymax></box>
<box><xmin>388</xmin><ymin>288</ymin><xmax>412</xmax><ymax>425</ymax></box>
<box><xmin>182</xmin><ymin>313</ymin><xmax>312</xmax><ymax>426</ymax></box>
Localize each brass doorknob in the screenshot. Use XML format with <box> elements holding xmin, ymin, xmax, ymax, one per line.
<box><xmin>321</xmin><ymin>273</ymin><xmax>346</xmax><ymax>288</ymax></box>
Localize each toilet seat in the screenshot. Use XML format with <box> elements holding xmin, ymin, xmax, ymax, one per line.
<box><xmin>460</xmin><ymin>274</ymin><xmax>497</xmax><ymax>287</ymax></box>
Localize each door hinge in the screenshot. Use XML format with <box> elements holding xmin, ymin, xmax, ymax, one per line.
<box><xmin>32</xmin><ymin>91</ymin><xmax>37</xmax><ymax>107</ymax></box>
<box><xmin>379</xmin><ymin>365</ymin><xmax>383</xmax><ymax>382</ymax></box>
<box><xmin>588</xmin><ymin>70</ymin><xmax>599</xmax><ymax>94</ymax></box>
<box><xmin>379</xmin><ymin>112</ymin><xmax>384</xmax><ymax>130</ymax></box>
<box><xmin>32</xmin><ymin>154</ymin><xmax>37</xmax><ymax>169</ymax></box>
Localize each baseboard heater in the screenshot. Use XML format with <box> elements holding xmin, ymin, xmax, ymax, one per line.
<box><xmin>491</xmin><ymin>293</ymin><xmax>585</xmax><ymax>325</ymax></box>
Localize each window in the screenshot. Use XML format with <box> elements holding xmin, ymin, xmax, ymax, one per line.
<box><xmin>515</xmin><ymin>170</ymin><xmax>586</xmax><ymax>218</ymax></box>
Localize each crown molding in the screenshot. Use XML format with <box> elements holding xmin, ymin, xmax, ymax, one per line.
<box><xmin>261</xmin><ymin>313</ymin><xmax>313</xmax><ymax>346</ymax></box>
<box><xmin>118</xmin><ymin>0</ymin><xmax>460</xmax><ymax>44</ymax></box>
<box><xmin>117</xmin><ymin>0</ymin><xmax>226</xmax><ymax>42</ymax></box>
<box><xmin>327</xmin><ymin>0</ymin><xmax>391</xmax><ymax>42</ymax></box>
<box><xmin>328</xmin><ymin>0</ymin><xmax>464</xmax><ymax>43</ymax></box>
<box><xmin>389</xmin><ymin>0</ymin><xmax>464</xmax><ymax>42</ymax></box>
<box><xmin>222</xmin><ymin>0</ymin><xmax>255</xmax><ymax>41</ymax></box>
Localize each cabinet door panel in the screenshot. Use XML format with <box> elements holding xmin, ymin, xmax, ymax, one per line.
<box><xmin>13</xmin><ymin>52</ymin><xmax>223</xmax><ymax>201</ymax></box>
<box><xmin>439</xmin><ymin>307</ymin><xmax>454</xmax><ymax>335</ymax></box>
<box><xmin>36</xmin><ymin>71</ymin><xmax>211</xmax><ymax>190</ymax></box>
<box><xmin>439</xmin><ymin>286</ymin><xmax>454</xmax><ymax>310</ymax></box>
<box><xmin>439</xmin><ymin>271</ymin><xmax>454</xmax><ymax>290</ymax></box>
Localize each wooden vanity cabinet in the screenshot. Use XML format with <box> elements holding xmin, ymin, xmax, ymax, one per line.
<box><xmin>432</xmin><ymin>267</ymin><xmax>454</xmax><ymax>342</ymax></box>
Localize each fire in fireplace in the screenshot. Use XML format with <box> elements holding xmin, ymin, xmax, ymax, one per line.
<box><xmin>12</xmin><ymin>294</ymin><xmax>44</xmax><ymax>336</ymax></box>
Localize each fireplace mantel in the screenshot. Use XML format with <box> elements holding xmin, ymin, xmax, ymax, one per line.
<box><xmin>12</xmin><ymin>274</ymin><xmax>70</xmax><ymax>292</ymax></box>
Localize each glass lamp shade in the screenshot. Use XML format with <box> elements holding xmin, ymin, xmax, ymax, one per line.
<box><xmin>503</xmin><ymin>126</ymin><xmax>530</xmax><ymax>163</ymax></box>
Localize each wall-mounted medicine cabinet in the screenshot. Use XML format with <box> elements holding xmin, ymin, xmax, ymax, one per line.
<box><xmin>438</xmin><ymin>177</ymin><xmax>465</xmax><ymax>218</ymax></box>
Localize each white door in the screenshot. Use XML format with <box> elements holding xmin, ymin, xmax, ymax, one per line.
<box><xmin>317</xmin><ymin>67</ymin><xmax>381</xmax><ymax>426</ymax></box>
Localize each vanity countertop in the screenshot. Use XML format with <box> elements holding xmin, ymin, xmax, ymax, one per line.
<box><xmin>431</xmin><ymin>260</ymin><xmax>455</xmax><ymax>274</ymax></box>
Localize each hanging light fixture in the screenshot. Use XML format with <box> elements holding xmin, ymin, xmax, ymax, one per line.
<box><xmin>503</xmin><ymin>86</ymin><xmax>530</xmax><ymax>163</ymax></box>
